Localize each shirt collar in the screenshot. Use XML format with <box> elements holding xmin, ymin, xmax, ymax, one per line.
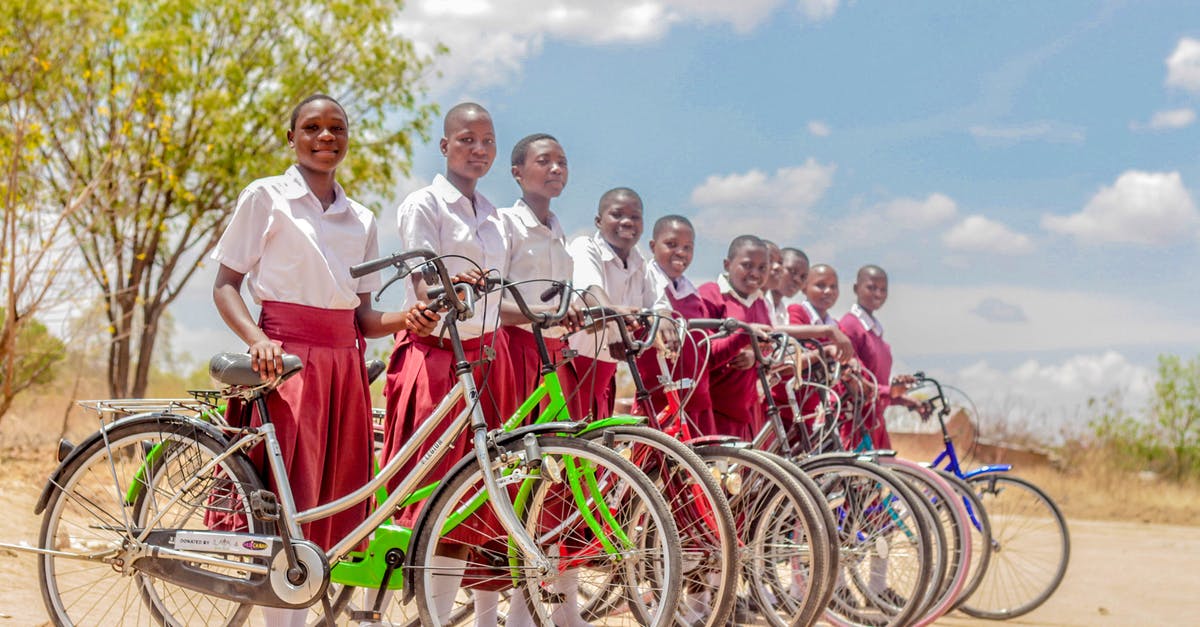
<box><xmin>850</xmin><ymin>303</ymin><xmax>884</xmax><ymax>336</ymax></box>
<box><xmin>718</xmin><ymin>273</ymin><xmax>763</xmax><ymax>308</ymax></box>
<box><xmin>801</xmin><ymin>300</ymin><xmax>837</xmax><ymax>326</ymax></box>
<box><xmin>431</xmin><ymin>173</ymin><xmax>498</xmax><ymax>219</ymax></box>
<box><xmin>283</xmin><ymin>165</ymin><xmax>349</xmax><ymax>214</ymax></box>
<box><xmin>592</xmin><ymin>231</ymin><xmax>645</xmax><ymax>271</ymax></box>
<box><xmin>510</xmin><ymin>198</ymin><xmax>564</xmax><ymax>235</ymax></box>
<box><xmin>649</xmin><ymin>261</ymin><xmax>697</xmax><ymax>299</ymax></box>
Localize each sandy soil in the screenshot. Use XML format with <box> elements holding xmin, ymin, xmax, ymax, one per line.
<box><xmin>1</xmin><ymin>446</ymin><xmax>1197</xmax><ymax>626</ymax></box>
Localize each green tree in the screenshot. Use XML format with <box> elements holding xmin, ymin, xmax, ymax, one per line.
<box><xmin>5</xmin><ymin>0</ymin><xmax>438</xmax><ymax>398</ymax></box>
<box><xmin>1</xmin><ymin>3</ymin><xmax>107</xmax><ymax>420</ymax></box>
<box><xmin>1090</xmin><ymin>354</ymin><xmax>1200</xmax><ymax>481</ymax></box>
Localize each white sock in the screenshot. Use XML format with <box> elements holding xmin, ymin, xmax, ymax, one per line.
<box><xmin>505</xmin><ymin>588</ymin><xmax>535</xmax><ymax>627</ymax></box>
<box><xmin>360</xmin><ymin>587</ymin><xmax>395</xmax><ymax>625</ymax></box>
<box><xmin>261</xmin><ymin>606</ymin><xmax>307</xmax><ymax>627</ymax></box>
<box><xmin>429</xmin><ymin>555</ymin><xmax>467</xmax><ymax>623</ymax></box>
<box><xmin>474</xmin><ymin>589</ymin><xmax>499</xmax><ymax>627</ymax></box>
<box><xmin>549</xmin><ymin>569</ymin><xmax>593</xmax><ymax>627</ymax></box>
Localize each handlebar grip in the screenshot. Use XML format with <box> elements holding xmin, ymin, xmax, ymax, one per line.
<box><xmin>687</xmin><ymin>318</ymin><xmax>726</xmax><ymax>330</ymax></box>
<box><xmin>539</xmin><ymin>282</ymin><xmax>563</xmax><ymax>303</ymax></box>
<box><xmin>350</xmin><ymin>254</ymin><xmax>402</xmax><ymax>279</ymax></box>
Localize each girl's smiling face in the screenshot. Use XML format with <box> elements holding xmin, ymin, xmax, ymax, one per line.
<box><xmin>724</xmin><ymin>244</ymin><xmax>768</xmax><ymax>299</ymax></box>
<box><xmin>804</xmin><ymin>266</ymin><xmax>840</xmax><ymax>315</ymax></box>
<box><xmin>649</xmin><ymin>222</ymin><xmax>694</xmax><ymax>280</ymax></box>
<box><xmin>288</xmin><ymin>98</ymin><xmax>349</xmax><ymax>175</ymax></box>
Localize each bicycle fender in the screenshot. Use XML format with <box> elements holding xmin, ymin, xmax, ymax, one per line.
<box><xmin>577</xmin><ymin>415</ymin><xmax>644</xmax><ymax>435</ymax></box>
<box><xmin>34</xmin><ymin>413</ymin><xmax>234</xmax><ymax>515</ymax></box>
<box><xmin>685</xmin><ymin>434</ymin><xmax>746</xmax><ymax>446</ymax></box>
<box><xmin>962</xmin><ymin>465</ymin><xmax>1013</xmax><ymax>479</ymax></box>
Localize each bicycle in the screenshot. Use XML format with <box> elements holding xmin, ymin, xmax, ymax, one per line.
<box><xmin>909</xmin><ymin>372</ymin><xmax>1070</xmax><ymax>619</ymax></box>
<box><xmin>28</xmin><ymin>249</ymin><xmax>682</xmax><ymax>627</ymax></box>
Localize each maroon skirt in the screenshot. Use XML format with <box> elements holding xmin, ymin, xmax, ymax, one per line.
<box><xmin>218</xmin><ymin>301</ymin><xmax>373</xmax><ymax>552</ymax></box>
<box><xmin>494</xmin><ymin>326</ymin><xmax>567</xmax><ymax>424</ymax></box>
<box><xmin>380</xmin><ymin>330</ymin><xmax>510</xmax><ymax>545</ymax></box>
<box><xmin>557</xmin><ymin>354</ymin><xmax>619</xmax><ymax>421</ymax></box>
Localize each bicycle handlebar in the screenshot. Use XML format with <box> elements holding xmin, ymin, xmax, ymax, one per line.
<box><xmin>581</xmin><ymin>306</ymin><xmax>663</xmax><ymax>358</ymax></box>
<box><xmin>504</xmin><ymin>280</ymin><xmax>575</xmax><ymax>328</ymax></box>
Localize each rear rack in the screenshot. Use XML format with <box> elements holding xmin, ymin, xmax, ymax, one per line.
<box><xmin>76</xmin><ymin>395</ymin><xmax>222</xmax><ymax>423</ymax></box>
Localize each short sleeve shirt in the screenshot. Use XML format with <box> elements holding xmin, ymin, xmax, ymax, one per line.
<box><xmin>499</xmin><ymin>199</ymin><xmax>574</xmax><ymax>335</ymax></box>
<box><xmin>568</xmin><ymin>233</ymin><xmax>664</xmax><ymax>362</ymax></box>
<box><xmin>211</xmin><ymin>165</ymin><xmax>381</xmax><ymax>310</ymax></box>
<box><xmin>396</xmin><ymin>174</ymin><xmax>507</xmax><ymax>339</ymax></box>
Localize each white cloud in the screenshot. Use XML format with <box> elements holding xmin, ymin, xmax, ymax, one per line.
<box><xmin>688</xmin><ymin>159</ymin><xmax>836</xmax><ymax>241</ymax></box>
<box><xmin>942</xmin><ymin>215</ymin><xmax>1034</xmax><ymax>254</ymax></box>
<box><xmin>968</xmin><ymin>121</ymin><xmax>1085</xmax><ymax>145</ymax></box>
<box><xmin>396</xmin><ymin>0</ymin><xmax>800</xmax><ymax>93</ymax></box>
<box><xmin>879</xmin><ymin>284</ymin><xmax>1200</xmax><ymax>359</ymax></box>
<box><xmin>1166</xmin><ymin>36</ymin><xmax>1200</xmax><ymax>92</ymax></box>
<box><xmin>930</xmin><ymin>352</ymin><xmax>1156</xmax><ymax>440</ymax></box>
<box><xmin>816</xmin><ymin>193</ymin><xmax>959</xmax><ymax>259</ymax></box>
<box><xmin>1042</xmin><ymin>170</ymin><xmax>1199</xmax><ymax>245</ymax></box>
<box><xmin>1132</xmin><ymin>108</ymin><xmax>1196</xmax><ymax>131</ymax></box>
<box><xmin>796</xmin><ymin>0</ymin><xmax>841</xmax><ymax>22</ymax></box>
<box><xmin>807</xmin><ymin>120</ymin><xmax>831</xmax><ymax>137</ymax></box>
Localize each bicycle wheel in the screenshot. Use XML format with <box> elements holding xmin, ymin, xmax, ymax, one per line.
<box><xmin>936</xmin><ymin>470</ymin><xmax>991</xmax><ymax>609</ymax></box>
<box><xmin>38</xmin><ymin>415</ymin><xmax>269</xmax><ymax>627</ymax></box>
<box><xmin>875</xmin><ymin>456</ymin><xmax>973</xmax><ymax>623</ymax></box>
<box><xmin>798</xmin><ymin>456</ymin><xmax>935</xmax><ymax>627</ymax></box>
<box><xmin>959</xmin><ymin>474</ymin><xmax>1069</xmax><ymax>619</ymax></box>
<box><xmin>694</xmin><ymin>445</ymin><xmax>831</xmax><ymax>627</ymax></box>
<box><xmin>579</xmin><ymin>425</ymin><xmax>738</xmax><ymax>627</ymax></box>
<box><xmin>409</xmin><ymin>435</ymin><xmax>682</xmax><ymax>627</ymax></box>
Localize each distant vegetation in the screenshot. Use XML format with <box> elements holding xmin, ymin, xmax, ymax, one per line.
<box><xmin>1087</xmin><ymin>354</ymin><xmax>1199</xmax><ymax>482</ymax></box>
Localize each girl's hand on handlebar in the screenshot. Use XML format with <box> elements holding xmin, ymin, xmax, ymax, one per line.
<box><xmin>405</xmin><ymin>302</ymin><xmax>440</xmax><ymax>336</ymax></box>
<box><xmin>731</xmin><ymin>347</ymin><xmax>756</xmax><ymax>370</ymax></box>
<box><xmin>826</xmin><ymin>326</ymin><xmax>855</xmax><ymax>363</ymax></box>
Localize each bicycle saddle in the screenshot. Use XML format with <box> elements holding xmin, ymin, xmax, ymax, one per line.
<box><xmin>209</xmin><ymin>352</ymin><xmax>303</xmax><ymax>387</ymax></box>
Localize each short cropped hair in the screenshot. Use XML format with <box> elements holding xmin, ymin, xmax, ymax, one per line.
<box><xmin>653</xmin><ymin>214</ymin><xmax>694</xmax><ymax>238</ymax></box>
<box><xmin>726</xmin><ymin>234</ymin><xmax>766</xmax><ymax>259</ymax></box>
<box><xmin>290</xmin><ymin>94</ymin><xmax>346</xmax><ymax>131</ymax></box>
<box><xmin>511</xmin><ymin>133</ymin><xmax>559</xmax><ymax>167</ymax></box>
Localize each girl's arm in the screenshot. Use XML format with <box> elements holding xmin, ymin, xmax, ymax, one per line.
<box><xmin>213</xmin><ymin>264</ymin><xmax>283</xmax><ymax>379</ymax></box>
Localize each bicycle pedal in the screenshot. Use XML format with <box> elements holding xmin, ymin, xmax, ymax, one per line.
<box><xmin>349</xmin><ymin>610</ymin><xmax>383</xmax><ymax>622</ymax></box>
<box><xmin>249</xmin><ymin>489</ymin><xmax>280</xmax><ymax>521</ymax></box>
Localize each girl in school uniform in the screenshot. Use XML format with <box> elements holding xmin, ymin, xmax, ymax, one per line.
<box><xmin>561</xmin><ymin>187</ymin><xmax>663</xmax><ymax>422</ymax></box>
<box><xmin>381</xmin><ymin>102</ymin><xmax>512</xmax><ymax>622</ymax></box>
<box><xmin>494</xmin><ymin>133</ymin><xmax>581</xmax><ymax>423</ymax></box>
<box><xmin>635</xmin><ymin>215</ymin><xmax>724</xmax><ymax>436</ymax></box>
<box><xmin>697</xmin><ymin>235</ymin><xmax>773</xmax><ymax>441</ymax></box>
<box><xmin>211</xmin><ymin>94</ymin><xmax>408</xmax><ymax>627</ymax></box>
<box><xmin>838</xmin><ymin>265</ymin><xmax>924</xmax><ymax>451</ymax></box>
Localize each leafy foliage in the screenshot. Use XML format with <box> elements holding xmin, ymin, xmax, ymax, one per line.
<box><xmin>4</xmin><ymin>0</ymin><xmax>438</xmax><ymax>397</ymax></box>
<box><xmin>1090</xmin><ymin>354</ymin><xmax>1200</xmax><ymax>481</ymax></box>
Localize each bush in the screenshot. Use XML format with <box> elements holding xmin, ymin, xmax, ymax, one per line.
<box><xmin>1090</xmin><ymin>354</ymin><xmax>1200</xmax><ymax>481</ymax></box>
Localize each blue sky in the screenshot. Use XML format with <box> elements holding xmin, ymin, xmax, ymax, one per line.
<box><xmin>176</xmin><ymin>0</ymin><xmax>1200</xmax><ymax>435</ymax></box>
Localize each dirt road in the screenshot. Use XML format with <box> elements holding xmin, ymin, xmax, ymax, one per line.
<box><xmin>1</xmin><ymin>449</ymin><xmax>1196</xmax><ymax>625</ymax></box>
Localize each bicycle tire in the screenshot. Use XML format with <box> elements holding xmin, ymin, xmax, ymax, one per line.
<box><xmin>875</xmin><ymin>456</ymin><xmax>973</xmax><ymax>624</ymax></box>
<box><xmin>38</xmin><ymin>415</ymin><xmax>269</xmax><ymax>627</ymax></box>
<box><xmin>409</xmin><ymin>435</ymin><xmax>682</xmax><ymax>626</ymax></box>
<box><xmin>935</xmin><ymin>470</ymin><xmax>992</xmax><ymax>610</ymax></box>
<box><xmin>959</xmin><ymin>474</ymin><xmax>1069</xmax><ymax>619</ymax></box>
<box><xmin>578</xmin><ymin>425</ymin><xmax>738</xmax><ymax>627</ymax></box>
<box><xmin>798</xmin><ymin>456</ymin><xmax>936</xmax><ymax>627</ymax></box>
<box><xmin>694</xmin><ymin>445</ymin><xmax>831</xmax><ymax>627</ymax></box>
